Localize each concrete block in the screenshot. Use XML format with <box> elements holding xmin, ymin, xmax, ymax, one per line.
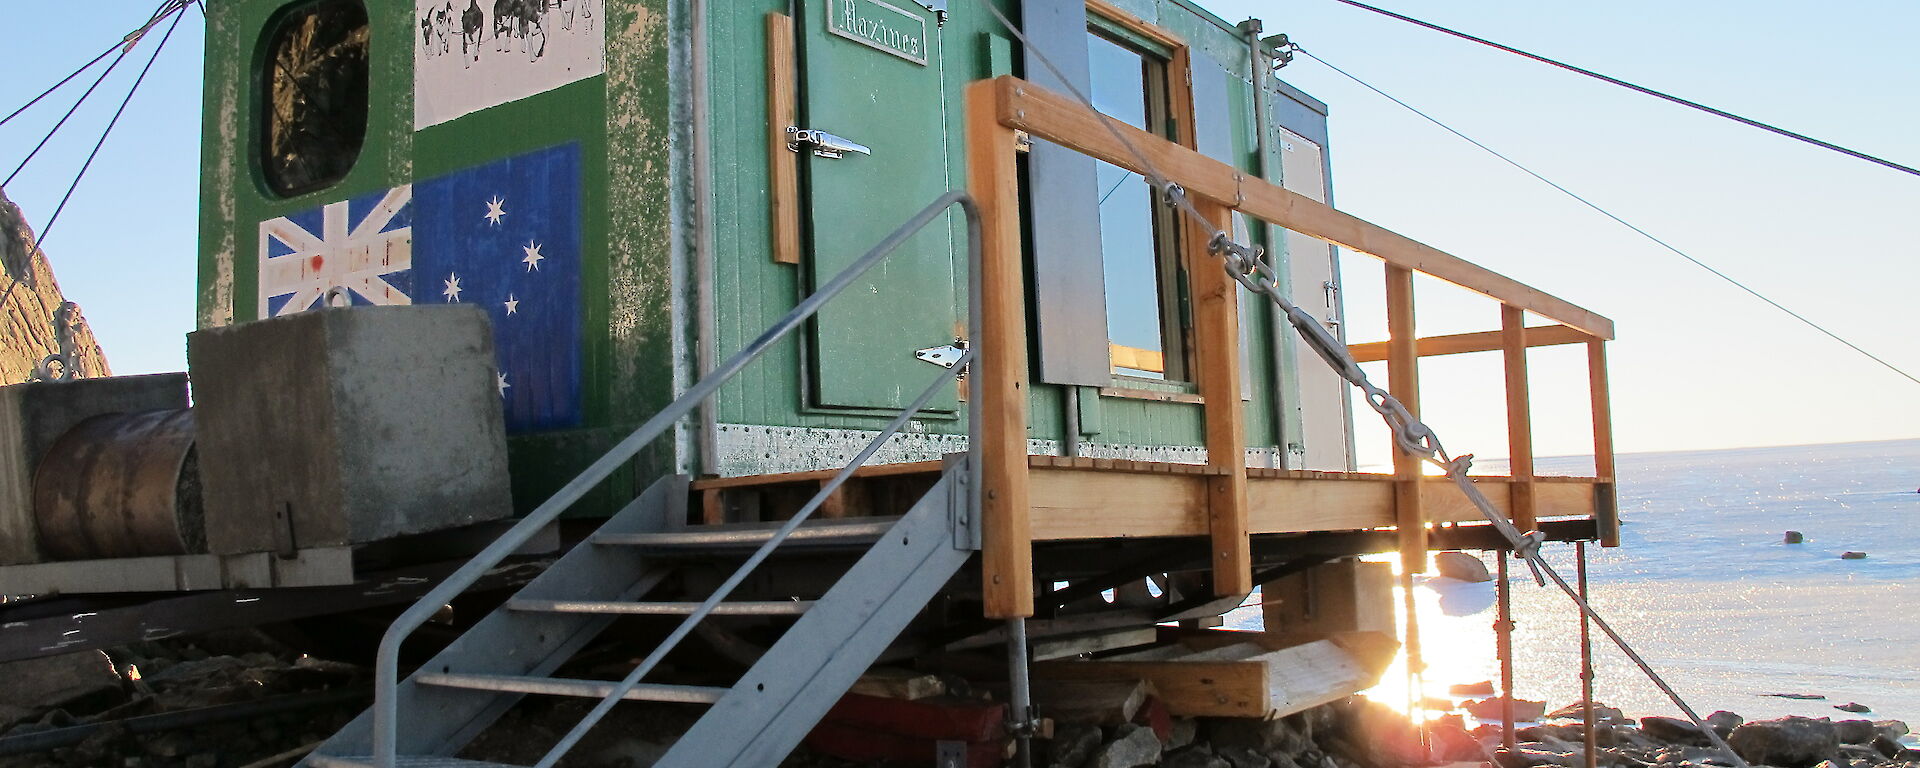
<box><xmin>0</xmin><ymin>374</ymin><xmax>188</xmax><ymax>565</ymax></box>
<box><xmin>188</xmin><ymin>305</ymin><xmax>512</xmax><ymax>554</ymax></box>
<box><xmin>1260</xmin><ymin>557</ymin><xmax>1394</xmax><ymax>637</ymax></box>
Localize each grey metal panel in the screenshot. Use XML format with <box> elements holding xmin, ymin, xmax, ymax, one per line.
<box><xmin>1192</xmin><ymin>63</ymin><xmax>1251</xmax><ymax>399</ymax></box>
<box><xmin>1276</xmin><ymin>126</ymin><xmax>1351</xmax><ymax>472</ymax></box>
<box><xmin>1190</xmin><ymin>62</ymin><xmax>1237</xmax><ymax>164</ymax></box>
<box><xmin>1025</xmin><ymin>0</ymin><xmax>1110</xmax><ymax>386</ymax></box>
<box><xmin>656</xmin><ymin>474</ymin><xmax>972</xmax><ymax>768</ymax></box>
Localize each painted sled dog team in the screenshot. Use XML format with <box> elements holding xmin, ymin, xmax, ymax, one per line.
<box><xmin>421</xmin><ymin>0</ymin><xmax>593</xmax><ymax>65</ymax></box>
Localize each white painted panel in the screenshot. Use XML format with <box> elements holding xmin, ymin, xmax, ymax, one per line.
<box><xmin>1277</xmin><ymin>126</ymin><xmax>1351</xmax><ymax>471</ymax></box>
<box><xmin>413</xmin><ymin>0</ymin><xmax>606</xmax><ymax>129</ymax></box>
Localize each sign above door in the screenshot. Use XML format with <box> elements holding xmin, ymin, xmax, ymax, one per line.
<box><xmin>827</xmin><ymin>0</ymin><xmax>930</xmax><ymax>65</ymax></box>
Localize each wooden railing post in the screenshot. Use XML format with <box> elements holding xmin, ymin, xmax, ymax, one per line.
<box><xmin>967</xmin><ymin>80</ymin><xmax>1034</xmax><ymax>619</ymax></box>
<box><xmin>1188</xmin><ymin>200</ymin><xmax>1251</xmax><ymax>597</ymax></box>
<box><xmin>1501</xmin><ymin>305</ymin><xmax>1537</xmax><ymax>533</ymax></box>
<box><xmin>1587</xmin><ymin>338</ymin><xmax>1620</xmax><ymax>547</ymax></box>
<box><xmin>1385</xmin><ymin>266</ymin><xmax>1425</xmax><ymax>570</ymax></box>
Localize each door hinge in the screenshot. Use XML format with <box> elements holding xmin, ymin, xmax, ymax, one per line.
<box><xmin>787</xmin><ymin>127</ymin><xmax>872</xmax><ymax>159</ymax></box>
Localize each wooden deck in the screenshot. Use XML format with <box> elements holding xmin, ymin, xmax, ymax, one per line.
<box><xmin>692</xmin><ymin>456</ymin><xmax>1612</xmax><ymax>544</ymax></box>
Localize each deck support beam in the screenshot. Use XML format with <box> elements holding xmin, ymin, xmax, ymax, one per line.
<box><xmin>1501</xmin><ymin>305</ymin><xmax>1537</xmax><ymax>533</ymax></box>
<box><xmin>1385</xmin><ymin>267</ymin><xmax>1424</xmax><ymax>571</ymax></box>
<box><xmin>968</xmin><ymin>79</ymin><xmax>1034</xmax><ymax>619</ymax></box>
<box><xmin>1188</xmin><ymin>199</ymin><xmax>1252</xmax><ymax>597</ymax></box>
<box><xmin>1588</xmin><ymin>339</ymin><xmax>1621</xmax><ymax>547</ymax></box>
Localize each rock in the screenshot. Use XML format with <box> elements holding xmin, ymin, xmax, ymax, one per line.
<box><xmin>1436</xmin><ymin>551</ymin><xmax>1494</xmax><ymax>582</ymax></box>
<box><xmin>1812</xmin><ymin>760</ymin><xmax>1848</xmax><ymax>768</ymax></box>
<box><xmin>1833</xmin><ymin>720</ymin><xmax>1878</xmax><ymax>745</ymax></box>
<box><xmin>1092</xmin><ymin>723</ymin><xmax>1162</xmax><ymax>768</ymax></box>
<box><xmin>1218</xmin><ymin>744</ymin><xmax>1274</xmax><ymax>768</ymax></box>
<box><xmin>1520</xmin><ymin>724</ymin><xmax>1586</xmax><ymax>743</ymax></box>
<box><xmin>1784</xmin><ymin>531</ymin><xmax>1805</xmax><ymax>544</ymax></box>
<box><xmin>0</xmin><ymin>650</ymin><xmax>127</xmax><ymax>727</ymax></box>
<box><xmin>1050</xmin><ymin>723</ymin><xmax>1102</xmax><ymax>768</ymax></box>
<box><xmin>594</xmin><ymin>737</ymin><xmax>670</xmax><ymax>768</ymax></box>
<box><xmin>1833</xmin><ymin>702</ymin><xmax>1870</xmax><ymax>713</ymax></box>
<box><xmin>1640</xmin><ymin>717</ymin><xmax>1711</xmax><ymax>746</ymax></box>
<box><xmin>0</xmin><ymin>188</ymin><xmax>111</xmax><ymax>383</ymax></box>
<box><xmin>1873</xmin><ymin>720</ymin><xmax>1909</xmax><ymax>740</ymax></box>
<box><xmin>1452</xmin><ymin>680</ymin><xmax>1497</xmax><ymax>696</ymax></box>
<box><xmin>1705</xmin><ymin>711</ymin><xmax>1744</xmax><ymax>737</ymax></box>
<box><xmin>1766</xmin><ymin>693</ymin><xmax>1827</xmax><ymax>700</ymax></box>
<box><xmin>1169</xmin><ymin>718</ymin><xmax>1198</xmax><ymax>749</ymax></box>
<box><xmin>1469</xmin><ymin>697</ymin><xmax>1549</xmax><ymax>722</ymax></box>
<box><xmin>1839</xmin><ymin>552</ymin><xmax>1867</xmax><ymax>560</ymax></box>
<box><xmin>1205</xmin><ymin>717</ymin><xmax>1311</xmax><ymax>757</ymax></box>
<box><xmin>1164</xmin><ymin>744</ymin><xmax>1232</xmax><ymax>768</ymax></box>
<box><xmin>1727</xmin><ymin>716</ymin><xmax>1841</xmax><ymax>768</ymax></box>
<box><xmin>1548</xmin><ymin>701</ymin><xmax>1629</xmax><ymax>725</ymax></box>
<box><xmin>1867</xmin><ymin>735</ymin><xmax>1903</xmax><ymax>759</ymax></box>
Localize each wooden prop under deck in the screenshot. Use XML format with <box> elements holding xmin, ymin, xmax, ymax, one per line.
<box><xmin>962</xmin><ymin>75</ymin><xmax>1618</xmax><ymax>618</ymax></box>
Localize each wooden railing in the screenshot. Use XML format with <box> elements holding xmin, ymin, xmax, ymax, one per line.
<box><xmin>966</xmin><ymin>76</ymin><xmax>1617</xmax><ymax>619</ymax></box>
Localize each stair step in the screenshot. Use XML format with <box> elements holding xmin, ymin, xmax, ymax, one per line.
<box><xmin>415</xmin><ymin>673</ymin><xmax>727</xmax><ymax>704</ymax></box>
<box><xmin>306</xmin><ymin>756</ymin><xmax>523</xmax><ymax>768</ymax></box>
<box><xmin>594</xmin><ymin>518</ymin><xmax>897</xmax><ymax>547</ymax></box>
<box><xmin>507</xmin><ymin>599</ymin><xmax>813</xmax><ymax>616</ymax></box>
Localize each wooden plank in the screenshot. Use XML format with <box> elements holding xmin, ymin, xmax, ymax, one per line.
<box><xmin>1032</xmin><ymin>626</ymin><xmax>1160</xmax><ymax>661</ymax></box>
<box><xmin>1029</xmin><ymin>470</ymin><xmax>1207</xmax><ymax>540</ymax></box>
<box><xmin>1033</xmin><ymin>636</ymin><xmax>1388</xmax><ymax>718</ymax></box>
<box><xmin>1029</xmin><ymin>679</ymin><xmax>1149</xmax><ymax>726</ymax></box>
<box><xmin>848</xmin><ymin>668</ymin><xmax>945</xmax><ymax>701</ymax></box>
<box><xmin>1097</xmin><ymin>386</ymin><xmax>1204</xmax><ymax>405</ymax></box>
<box><xmin>1108</xmin><ymin>342</ymin><xmax>1165</xmax><ymax>373</ymax></box>
<box><xmin>691</xmin><ymin>460</ymin><xmax>944</xmax><ymax>490</ymax></box>
<box><xmin>987</xmin><ymin>77</ymin><xmax>1614</xmax><ymax>339</ymax></box>
<box><xmin>1502</xmin><ymin>305</ymin><xmax>1537</xmax><ymax>532</ymax></box>
<box><xmin>1386</xmin><ymin>267</ymin><xmax>1425</xmax><ymax>571</ymax></box>
<box><xmin>818</xmin><ymin>477</ymin><xmax>848</xmax><ymax>519</ymax></box>
<box><xmin>1188</xmin><ymin>197</ymin><xmax>1251</xmax><ymax>596</ymax></box>
<box><xmin>968</xmin><ymin>79</ymin><xmax>1035</xmax><ymax>619</ymax></box>
<box><xmin>1346</xmin><ymin>323</ymin><xmax>1588</xmax><ymax>363</ymax></box>
<box><xmin>701</xmin><ymin>488</ymin><xmax>725</xmax><ymax>525</ymax></box>
<box><xmin>1027</xmin><ymin>469</ymin><xmax>1601</xmax><ymax>540</ymax></box>
<box><xmin>765</xmin><ymin>13</ymin><xmax>801</xmax><ymax>265</ymax></box>
<box><xmin>1588</xmin><ymin>338</ymin><xmax>1621</xmax><ymax>547</ymax></box>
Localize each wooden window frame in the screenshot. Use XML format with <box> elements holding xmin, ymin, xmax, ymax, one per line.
<box><xmin>1086</xmin><ymin>7</ymin><xmax>1198</xmax><ymax>388</ymax></box>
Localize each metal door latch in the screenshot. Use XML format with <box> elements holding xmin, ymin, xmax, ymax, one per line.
<box><xmin>915</xmin><ymin>340</ymin><xmax>968</xmax><ymax>373</ymax></box>
<box><xmin>787</xmin><ymin>127</ymin><xmax>872</xmax><ymax>159</ymax></box>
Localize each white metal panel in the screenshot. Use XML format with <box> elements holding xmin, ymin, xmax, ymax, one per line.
<box><xmin>1277</xmin><ymin>126</ymin><xmax>1351</xmax><ymax>470</ymax></box>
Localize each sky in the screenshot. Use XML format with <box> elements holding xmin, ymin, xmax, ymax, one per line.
<box><xmin>0</xmin><ymin>1</ymin><xmax>1915</xmax><ymax>465</ymax></box>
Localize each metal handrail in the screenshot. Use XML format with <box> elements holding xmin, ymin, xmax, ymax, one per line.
<box><xmin>370</xmin><ymin>191</ymin><xmax>984</xmax><ymax>766</ymax></box>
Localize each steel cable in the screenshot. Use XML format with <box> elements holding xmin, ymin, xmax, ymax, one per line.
<box><xmin>1294</xmin><ymin>47</ymin><xmax>1920</xmax><ymax>388</ymax></box>
<box><xmin>0</xmin><ymin>1</ymin><xmax>192</xmax><ymax>338</ymax></box>
<box><xmin>1315</xmin><ymin>0</ymin><xmax>1920</xmax><ymax>179</ymax></box>
<box><xmin>969</xmin><ymin>2</ymin><xmax>1750</xmax><ymax>764</ymax></box>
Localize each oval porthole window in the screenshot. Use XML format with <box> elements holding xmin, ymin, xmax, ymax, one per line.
<box><xmin>260</xmin><ymin>0</ymin><xmax>370</xmax><ymax>197</ymax></box>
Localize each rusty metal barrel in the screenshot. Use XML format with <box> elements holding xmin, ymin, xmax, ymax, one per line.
<box><xmin>32</xmin><ymin>409</ymin><xmax>205</xmax><ymax>560</ymax></box>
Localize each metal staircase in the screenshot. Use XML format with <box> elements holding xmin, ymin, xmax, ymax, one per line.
<box><xmin>299</xmin><ymin>193</ymin><xmax>986</xmax><ymax>768</ymax></box>
<box><xmin>305</xmin><ymin>466</ymin><xmax>974</xmax><ymax>768</ymax></box>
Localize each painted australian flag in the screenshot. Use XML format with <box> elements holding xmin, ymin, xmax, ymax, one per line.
<box><xmin>413</xmin><ymin>143</ymin><xmax>584</xmax><ymax>433</ymax></box>
<box><xmin>257</xmin><ymin>143</ymin><xmax>584</xmax><ymax>434</ymax></box>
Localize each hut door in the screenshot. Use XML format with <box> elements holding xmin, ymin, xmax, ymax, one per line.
<box><xmin>797</xmin><ymin>0</ymin><xmax>959</xmax><ymax>412</ymax></box>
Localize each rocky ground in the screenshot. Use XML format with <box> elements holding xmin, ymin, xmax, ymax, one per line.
<box><xmin>3</xmin><ymin>633</ymin><xmax>1915</xmax><ymax>768</ymax></box>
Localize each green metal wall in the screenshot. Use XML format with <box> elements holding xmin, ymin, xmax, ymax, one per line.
<box><xmin>703</xmin><ymin>0</ymin><xmax>1304</xmax><ymax>469</ymax></box>
<box><xmin>195</xmin><ymin>0</ymin><xmax>676</xmax><ymax>513</ymax></box>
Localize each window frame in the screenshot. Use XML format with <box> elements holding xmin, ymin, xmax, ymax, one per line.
<box><xmin>256</xmin><ymin>0</ymin><xmax>371</xmax><ymax>199</ymax></box>
<box><xmin>1085</xmin><ymin>6</ymin><xmax>1200</xmax><ymax>387</ymax></box>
